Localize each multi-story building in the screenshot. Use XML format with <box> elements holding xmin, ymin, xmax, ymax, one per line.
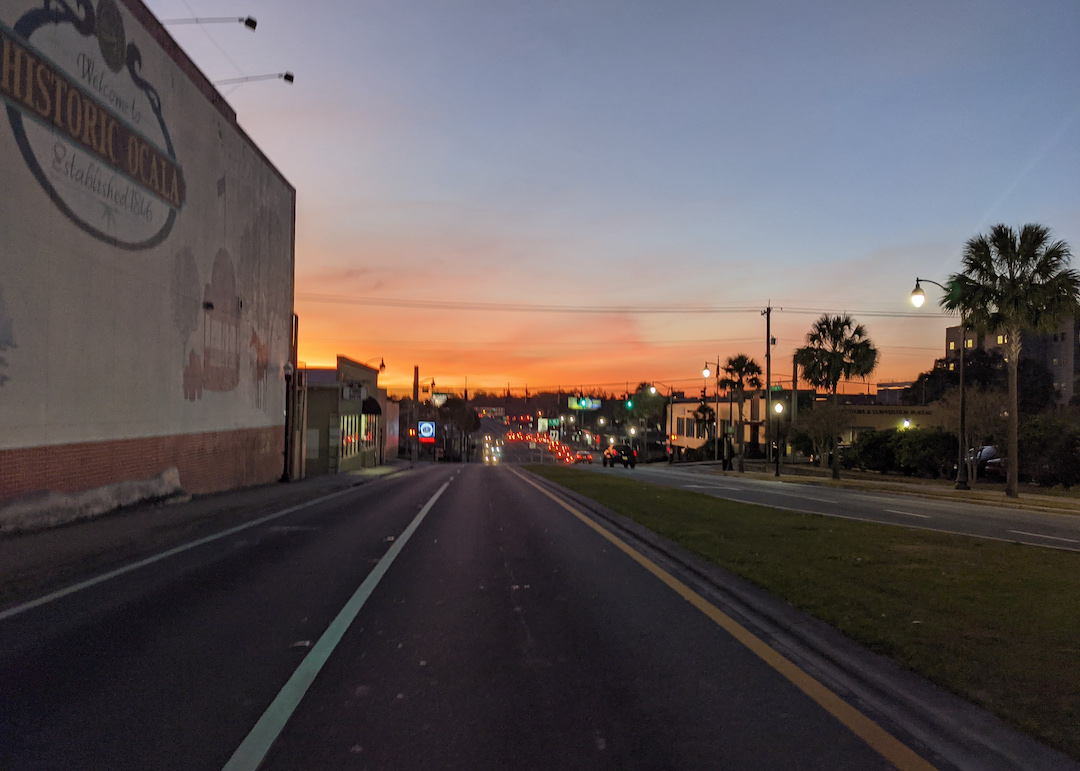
<box><xmin>944</xmin><ymin>319</ymin><xmax>1079</xmax><ymax>404</ymax></box>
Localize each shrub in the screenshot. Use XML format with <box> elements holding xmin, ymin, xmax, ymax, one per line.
<box><xmin>851</xmin><ymin>429</ymin><xmax>898</xmax><ymax>473</ymax></box>
<box><xmin>1020</xmin><ymin>416</ymin><xmax>1080</xmax><ymax>489</ymax></box>
<box><xmin>895</xmin><ymin>427</ymin><xmax>957</xmax><ymax>478</ymax></box>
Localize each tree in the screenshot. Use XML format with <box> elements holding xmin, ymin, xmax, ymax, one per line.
<box><xmin>937</xmin><ymin>385</ymin><xmax>1007</xmax><ymax>483</ymax></box>
<box><xmin>943</xmin><ymin>224</ymin><xmax>1080</xmax><ymax>497</ymax></box>
<box><xmin>691</xmin><ymin>401</ymin><xmax>716</xmax><ymax>458</ymax></box>
<box><xmin>793</xmin><ymin>314</ymin><xmax>879</xmax><ymax>479</ymax></box>
<box><xmin>721</xmin><ymin>354</ymin><xmax>762</xmax><ymax>472</ymax></box>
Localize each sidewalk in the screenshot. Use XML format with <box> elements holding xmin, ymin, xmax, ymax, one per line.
<box><xmin>0</xmin><ymin>462</ymin><xmax>410</xmax><ymax>609</ymax></box>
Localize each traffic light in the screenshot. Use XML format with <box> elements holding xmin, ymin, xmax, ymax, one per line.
<box><xmin>626</xmin><ymin>398</ymin><xmax>633</xmax><ymax>409</ymax></box>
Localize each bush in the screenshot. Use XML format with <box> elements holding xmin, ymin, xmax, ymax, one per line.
<box><xmin>895</xmin><ymin>428</ymin><xmax>957</xmax><ymax>478</ymax></box>
<box><xmin>1020</xmin><ymin>416</ymin><xmax>1080</xmax><ymax>489</ymax></box>
<box><xmin>851</xmin><ymin>429</ymin><xmax>898</xmax><ymax>473</ymax></box>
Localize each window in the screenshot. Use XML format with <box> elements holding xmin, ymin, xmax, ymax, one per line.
<box><xmin>948</xmin><ymin>362</ymin><xmax>955</xmax><ymax>371</ymax></box>
<box><xmin>676</xmin><ymin>417</ymin><xmax>685</xmax><ymax>435</ymax></box>
<box><xmin>341</xmin><ymin>414</ymin><xmax>361</xmax><ymax>459</ymax></box>
<box><xmin>949</xmin><ymin>341</ymin><xmax>956</xmax><ymax>351</ymax></box>
<box><xmin>997</xmin><ymin>334</ymin><xmax>1007</xmax><ymax>344</ymax></box>
<box><xmin>965</xmin><ymin>338</ymin><xmax>974</xmax><ymax>348</ymax></box>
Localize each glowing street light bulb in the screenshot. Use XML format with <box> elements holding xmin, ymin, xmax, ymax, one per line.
<box><xmin>910</xmin><ymin>280</ymin><xmax>926</xmax><ymax>308</ymax></box>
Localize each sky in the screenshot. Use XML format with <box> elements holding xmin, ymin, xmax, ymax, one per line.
<box><xmin>144</xmin><ymin>0</ymin><xmax>1080</xmax><ymax>398</ymax></box>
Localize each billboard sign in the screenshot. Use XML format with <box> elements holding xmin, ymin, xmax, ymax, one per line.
<box><xmin>568</xmin><ymin>397</ymin><xmax>601</xmax><ymax>410</ymax></box>
<box><xmin>418</xmin><ymin>420</ymin><xmax>436</xmax><ymax>444</ymax></box>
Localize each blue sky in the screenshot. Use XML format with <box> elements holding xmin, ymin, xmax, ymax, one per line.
<box><xmin>144</xmin><ymin>0</ymin><xmax>1080</xmax><ymax>394</ymax></box>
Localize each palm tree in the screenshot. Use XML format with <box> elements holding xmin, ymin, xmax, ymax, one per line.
<box><xmin>722</xmin><ymin>354</ymin><xmax>762</xmax><ymax>472</ymax></box>
<box><xmin>943</xmin><ymin>223</ymin><xmax>1080</xmax><ymax>498</ymax></box>
<box><xmin>794</xmin><ymin>314</ymin><xmax>879</xmax><ymax>479</ymax></box>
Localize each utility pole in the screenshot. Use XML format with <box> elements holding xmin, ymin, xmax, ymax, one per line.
<box><xmin>411</xmin><ymin>365</ymin><xmax>419</xmax><ymax>461</ymax></box>
<box><xmin>791</xmin><ymin>355</ymin><xmax>799</xmax><ymax>425</ymax></box>
<box><xmin>762</xmin><ymin>304</ymin><xmax>772</xmax><ymax>462</ymax></box>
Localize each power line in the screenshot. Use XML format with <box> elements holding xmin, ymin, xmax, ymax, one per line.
<box><xmin>296</xmin><ymin>293</ymin><xmax>946</xmax><ymax>318</ymax></box>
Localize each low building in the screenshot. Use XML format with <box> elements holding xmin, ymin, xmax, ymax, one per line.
<box><xmin>304</xmin><ymin>357</ymin><xmax>387</xmax><ymax>475</ymax></box>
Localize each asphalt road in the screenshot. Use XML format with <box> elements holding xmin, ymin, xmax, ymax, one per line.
<box><xmin>586</xmin><ymin>461</ymin><xmax>1080</xmax><ymax>552</ymax></box>
<box><xmin>0</xmin><ymin>463</ymin><xmax>942</xmax><ymax>770</ymax></box>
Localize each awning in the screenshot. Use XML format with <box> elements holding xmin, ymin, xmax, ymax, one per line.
<box><xmin>362</xmin><ymin>396</ymin><xmax>382</xmax><ymax>415</ymax></box>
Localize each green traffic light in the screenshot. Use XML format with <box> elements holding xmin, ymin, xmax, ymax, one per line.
<box><xmin>626</xmin><ymin>400</ymin><xmax>633</xmax><ymax>408</ymax></box>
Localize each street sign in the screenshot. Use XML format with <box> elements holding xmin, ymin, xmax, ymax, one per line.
<box><xmin>418</xmin><ymin>420</ymin><xmax>436</xmax><ymax>443</ymax></box>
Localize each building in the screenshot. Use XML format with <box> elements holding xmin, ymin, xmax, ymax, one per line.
<box><xmin>945</xmin><ymin>320</ymin><xmax>1079</xmax><ymax>405</ymax></box>
<box><xmin>0</xmin><ymin>0</ymin><xmax>295</xmax><ymax>503</ymax></box>
<box><xmin>304</xmin><ymin>357</ymin><xmax>387</xmax><ymax>475</ymax></box>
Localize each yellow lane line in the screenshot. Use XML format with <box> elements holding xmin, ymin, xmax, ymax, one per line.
<box><xmin>511</xmin><ymin>467</ymin><xmax>935</xmax><ymax>771</ymax></box>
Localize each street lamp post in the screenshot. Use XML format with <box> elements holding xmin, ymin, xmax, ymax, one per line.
<box><xmin>162</xmin><ymin>16</ymin><xmax>258</xmax><ymax>29</ymax></box>
<box><xmin>773</xmin><ymin>401</ymin><xmax>785</xmax><ymax>477</ymax></box>
<box><xmin>280</xmin><ymin>361</ymin><xmax>294</xmax><ymax>482</ymax></box>
<box><xmin>213</xmin><ymin>72</ymin><xmax>294</xmax><ymax>86</ymax></box>
<box><xmin>702</xmin><ymin>361</ymin><xmax>721</xmax><ymax>465</ymax></box>
<box><xmin>650</xmin><ymin>384</ymin><xmax>676</xmax><ymax>464</ymax></box>
<box><xmin>911</xmin><ymin>278</ymin><xmax>970</xmax><ymax>490</ymax></box>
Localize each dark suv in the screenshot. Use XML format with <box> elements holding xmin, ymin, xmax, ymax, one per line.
<box><xmin>607</xmin><ymin>444</ymin><xmax>636</xmax><ymax>468</ymax></box>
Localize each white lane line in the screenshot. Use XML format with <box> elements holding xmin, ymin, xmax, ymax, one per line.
<box><xmin>1007</xmin><ymin>530</ymin><xmax>1079</xmax><ymax>544</ymax></box>
<box><xmin>684</xmin><ymin>484</ymin><xmax>741</xmax><ymax>490</ymax></box>
<box><xmin>222</xmin><ymin>481</ymin><xmax>449</xmax><ymax>771</ymax></box>
<box><xmin>884</xmin><ymin>509</ymin><xmax>931</xmax><ymax>520</ymax></box>
<box><xmin>763</xmin><ymin>489</ymin><xmax>838</xmax><ymax>503</ymax></box>
<box><xmin>0</xmin><ymin>485</ymin><xmax>372</xmax><ymax>622</ymax></box>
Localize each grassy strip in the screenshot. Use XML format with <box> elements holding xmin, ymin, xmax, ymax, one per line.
<box><xmin>527</xmin><ymin>465</ymin><xmax>1080</xmax><ymax>760</ymax></box>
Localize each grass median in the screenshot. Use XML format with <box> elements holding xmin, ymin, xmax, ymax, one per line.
<box><xmin>526</xmin><ymin>464</ymin><xmax>1080</xmax><ymax>761</ymax></box>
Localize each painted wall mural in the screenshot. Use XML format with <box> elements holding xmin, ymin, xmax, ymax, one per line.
<box><xmin>1</xmin><ymin>0</ymin><xmax>294</xmax><ymax>461</ymax></box>
<box><xmin>1</xmin><ymin>0</ymin><xmax>185</xmax><ymax>248</ymax></box>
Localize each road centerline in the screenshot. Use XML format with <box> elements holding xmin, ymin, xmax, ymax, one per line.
<box><xmin>221</xmin><ymin>481</ymin><xmax>450</xmax><ymax>771</ymax></box>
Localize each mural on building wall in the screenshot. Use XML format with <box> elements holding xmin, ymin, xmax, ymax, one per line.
<box><xmin>1</xmin><ymin>0</ymin><xmax>186</xmax><ymax>249</ymax></box>
<box><xmin>0</xmin><ymin>284</ymin><xmax>14</xmax><ymax>387</ymax></box>
<box><xmin>238</xmin><ymin>204</ymin><xmax>290</xmax><ymax>413</ymax></box>
<box><xmin>181</xmin><ymin>247</ymin><xmax>241</xmax><ymax>399</ymax></box>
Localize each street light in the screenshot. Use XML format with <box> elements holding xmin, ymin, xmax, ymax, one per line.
<box><xmin>280</xmin><ymin>361</ymin><xmax>294</xmax><ymax>482</ymax></box>
<box><xmin>773</xmin><ymin>401</ymin><xmax>785</xmax><ymax>477</ymax></box>
<box><xmin>703</xmin><ymin>361</ymin><xmax>722</xmax><ymax>464</ymax></box>
<box><xmin>650</xmin><ymin>383</ymin><xmax>676</xmax><ymax>464</ymax></box>
<box><xmin>213</xmin><ymin>72</ymin><xmax>294</xmax><ymax>86</ymax></box>
<box><xmin>362</xmin><ymin>357</ymin><xmax>386</xmax><ymax>373</ymax></box>
<box><xmin>911</xmin><ymin>277</ymin><xmax>969</xmax><ymax>490</ymax></box>
<box><xmin>162</xmin><ymin>16</ymin><xmax>258</xmax><ymax>29</ymax></box>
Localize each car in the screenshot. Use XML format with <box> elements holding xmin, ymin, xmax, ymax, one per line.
<box><xmin>608</xmin><ymin>444</ymin><xmax>636</xmax><ymax>468</ymax></box>
<box><xmin>574</xmin><ymin>450</ymin><xmax>593</xmax><ymax>464</ymax></box>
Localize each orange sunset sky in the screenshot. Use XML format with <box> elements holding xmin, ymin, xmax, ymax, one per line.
<box><xmin>147</xmin><ymin>0</ymin><xmax>1080</xmax><ymax>399</ymax></box>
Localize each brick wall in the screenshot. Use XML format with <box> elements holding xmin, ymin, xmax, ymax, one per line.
<box><xmin>0</xmin><ymin>427</ymin><xmax>283</xmax><ymax>504</ymax></box>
